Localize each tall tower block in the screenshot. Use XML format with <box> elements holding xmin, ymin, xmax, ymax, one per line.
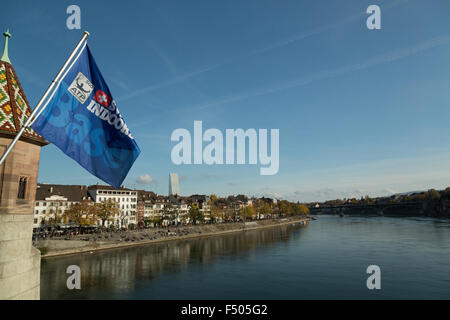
<box><xmin>169</xmin><ymin>173</ymin><xmax>180</xmax><ymax>196</ymax></box>
<box><xmin>0</xmin><ymin>30</ymin><xmax>48</xmax><ymax>299</ymax></box>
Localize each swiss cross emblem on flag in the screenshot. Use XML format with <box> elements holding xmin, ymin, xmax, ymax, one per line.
<box><xmin>94</xmin><ymin>89</ymin><xmax>112</xmax><ymax>107</ymax></box>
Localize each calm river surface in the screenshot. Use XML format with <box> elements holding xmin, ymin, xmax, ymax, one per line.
<box><xmin>40</xmin><ymin>215</ymin><xmax>450</xmax><ymax>299</ymax></box>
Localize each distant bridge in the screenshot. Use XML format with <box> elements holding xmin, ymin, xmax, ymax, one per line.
<box><xmin>309</xmin><ymin>202</ymin><xmax>425</xmax><ymax>215</ymax></box>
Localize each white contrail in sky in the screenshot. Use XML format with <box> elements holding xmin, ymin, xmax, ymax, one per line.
<box><xmin>129</xmin><ymin>31</ymin><xmax>450</xmax><ymax>130</ymax></box>
<box><xmin>185</xmin><ymin>33</ymin><xmax>450</xmax><ymax>111</ymax></box>
<box><xmin>119</xmin><ymin>0</ymin><xmax>411</xmax><ymax>102</ymax></box>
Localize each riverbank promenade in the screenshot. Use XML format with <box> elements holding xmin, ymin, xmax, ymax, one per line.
<box><xmin>36</xmin><ymin>217</ymin><xmax>310</xmax><ymax>258</ymax></box>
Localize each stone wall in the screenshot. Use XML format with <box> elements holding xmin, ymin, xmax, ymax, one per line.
<box><xmin>0</xmin><ymin>136</ymin><xmax>44</xmax><ymax>300</ymax></box>
<box><xmin>0</xmin><ymin>214</ymin><xmax>40</xmax><ymax>299</ymax></box>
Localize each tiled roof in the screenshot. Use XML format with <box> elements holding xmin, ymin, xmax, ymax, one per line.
<box><xmin>137</xmin><ymin>189</ymin><xmax>156</xmax><ymax>201</ymax></box>
<box><xmin>36</xmin><ymin>184</ymin><xmax>91</xmax><ymax>202</ymax></box>
<box><xmin>0</xmin><ymin>60</ymin><xmax>47</xmax><ymax>144</ymax></box>
<box><xmin>87</xmin><ymin>184</ymin><xmax>132</xmax><ymax>191</ymax></box>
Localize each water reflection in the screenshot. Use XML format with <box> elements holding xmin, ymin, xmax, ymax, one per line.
<box><xmin>41</xmin><ymin>216</ymin><xmax>450</xmax><ymax>300</ymax></box>
<box><xmin>41</xmin><ymin>224</ymin><xmax>301</xmax><ymax>299</ymax></box>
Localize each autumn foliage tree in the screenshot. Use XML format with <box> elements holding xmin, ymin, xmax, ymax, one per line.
<box><xmin>240</xmin><ymin>205</ymin><xmax>256</xmax><ymax>221</ymax></box>
<box><xmin>188</xmin><ymin>204</ymin><xmax>204</xmax><ymax>224</ymax></box>
<box><xmin>45</xmin><ymin>201</ymin><xmax>65</xmax><ymax>227</ymax></box>
<box><xmin>209</xmin><ymin>194</ymin><xmax>218</xmax><ymax>204</ymax></box>
<box><xmin>426</xmin><ymin>189</ymin><xmax>441</xmax><ymax>201</ymax></box>
<box><xmin>63</xmin><ymin>200</ymin><xmax>97</xmax><ymax>227</ymax></box>
<box><xmin>96</xmin><ymin>200</ymin><xmax>120</xmax><ymax>227</ymax></box>
<box><xmin>210</xmin><ymin>204</ymin><xmax>223</xmax><ymax>223</ymax></box>
<box><xmin>261</xmin><ymin>202</ymin><xmax>272</xmax><ymax>218</ymax></box>
<box><xmin>293</xmin><ymin>204</ymin><xmax>309</xmax><ymax>216</ymax></box>
<box><xmin>278</xmin><ymin>200</ymin><xmax>292</xmax><ymax>216</ymax></box>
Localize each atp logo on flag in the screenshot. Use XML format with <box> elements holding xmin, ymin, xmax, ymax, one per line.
<box><xmin>68</xmin><ymin>72</ymin><xmax>94</xmax><ymax>104</ymax></box>
<box><xmin>94</xmin><ymin>89</ymin><xmax>112</xmax><ymax>108</ymax></box>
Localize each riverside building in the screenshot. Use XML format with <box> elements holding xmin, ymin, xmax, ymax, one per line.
<box><xmin>32</xmin><ymin>184</ymin><xmax>219</xmax><ymax>228</ymax></box>
<box><xmin>87</xmin><ymin>185</ymin><xmax>137</xmax><ymax>228</ymax></box>
<box><xmin>34</xmin><ymin>184</ymin><xmax>90</xmax><ymax>228</ymax></box>
<box><xmin>33</xmin><ymin>184</ymin><xmax>138</xmax><ymax>229</ymax></box>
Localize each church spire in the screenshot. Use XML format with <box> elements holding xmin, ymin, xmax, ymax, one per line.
<box><xmin>1</xmin><ymin>29</ymin><xmax>11</xmax><ymax>64</ymax></box>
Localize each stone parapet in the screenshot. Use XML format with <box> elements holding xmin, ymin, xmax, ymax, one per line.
<box><xmin>0</xmin><ymin>215</ymin><xmax>40</xmax><ymax>299</ymax></box>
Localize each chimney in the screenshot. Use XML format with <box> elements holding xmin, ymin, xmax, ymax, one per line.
<box><xmin>50</xmin><ymin>187</ymin><xmax>53</xmax><ymax>193</ymax></box>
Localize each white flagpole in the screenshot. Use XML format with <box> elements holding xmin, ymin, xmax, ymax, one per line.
<box><xmin>0</xmin><ymin>31</ymin><xmax>90</xmax><ymax>166</ymax></box>
<box><xmin>30</xmin><ymin>38</ymin><xmax>88</xmax><ymax>126</ymax></box>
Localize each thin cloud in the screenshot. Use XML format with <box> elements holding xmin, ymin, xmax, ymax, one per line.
<box><xmin>117</xmin><ymin>0</ymin><xmax>410</xmax><ymax>102</ymax></box>
<box><xmin>250</xmin><ymin>0</ymin><xmax>410</xmax><ymax>56</ymax></box>
<box><xmin>146</xmin><ymin>40</ymin><xmax>211</xmax><ymax>100</ymax></box>
<box><xmin>185</xmin><ymin>33</ymin><xmax>450</xmax><ymax>111</ymax></box>
<box><xmin>119</xmin><ymin>63</ymin><xmax>220</xmax><ymax>102</ymax></box>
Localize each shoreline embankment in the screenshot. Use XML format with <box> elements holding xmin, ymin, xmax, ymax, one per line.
<box><xmin>39</xmin><ymin>217</ymin><xmax>310</xmax><ymax>259</ymax></box>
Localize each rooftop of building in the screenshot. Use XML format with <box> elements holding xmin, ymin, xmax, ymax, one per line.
<box><xmin>36</xmin><ymin>183</ymin><xmax>91</xmax><ymax>202</ymax></box>
<box><xmin>87</xmin><ymin>184</ymin><xmax>133</xmax><ymax>191</ymax></box>
<box><xmin>0</xmin><ymin>29</ymin><xmax>47</xmax><ymax>145</ymax></box>
<box><xmin>136</xmin><ymin>189</ymin><xmax>157</xmax><ymax>201</ymax></box>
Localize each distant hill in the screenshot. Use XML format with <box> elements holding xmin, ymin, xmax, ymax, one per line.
<box><xmin>394</xmin><ymin>190</ymin><xmax>427</xmax><ymax>196</ymax></box>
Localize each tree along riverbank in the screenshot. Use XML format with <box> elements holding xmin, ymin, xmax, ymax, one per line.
<box><xmin>37</xmin><ymin>217</ymin><xmax>310</xmax><ymax>258</ymax></box>
<box><xmin>310</xmin><ymin>200</ymin><xmax>450</xmax><ymax>218</ymax></box>
<box><xmin>310</xmin><ymin>188</ymin><xmax>450</xmax><ymax>218</ymax></box>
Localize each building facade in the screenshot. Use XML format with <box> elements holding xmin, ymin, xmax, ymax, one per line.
<box><xmin>34</xmin><ymin>184</ymin><xmax>90</xmax><ymax>228</ymax></box>
<box><xmin>33</xmin><ymin>184</ymin><xmax>138</xmax><ymax>229</ymax></box>
<box><xmin>87</xmin><ymin>185</ymin><xmax>137</xmax><ymax>228</ymax></box>
<box><xmin>32</xmin><ymin>184</ymin><xmax>222</xmax><ymax>229</ymax></box>
<box><xmin>169</xmin><ymin>173</ymin><xmax>180</xmax><ymax>196</ymax></box>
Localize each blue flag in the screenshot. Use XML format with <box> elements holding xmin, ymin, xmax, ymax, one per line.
<box><xmin>31</xmin><ymin>45</ymin><xmax>140</xmax><ymax>188</ymax></box>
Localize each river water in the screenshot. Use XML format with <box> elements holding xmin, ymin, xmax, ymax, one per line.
<box><xmin>40</xmin><ymin>215</ymin><xmax>450</xmax><ymax>299</ymax></box>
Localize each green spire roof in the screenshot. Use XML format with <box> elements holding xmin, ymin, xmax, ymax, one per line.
<box><xmin>1</xmin><ymin>29</ymin><xmax>11</xmax><ymax>64</ymax></box>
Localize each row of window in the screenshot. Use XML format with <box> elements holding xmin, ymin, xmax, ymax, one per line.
<box><xmin>35</xmin><ymin>209</ymin><xmax>64</xmax><ymax>215</ymax></box>
<box><xmin>35</xmin><ymin>209</ymin><xmax>136</xmax><ymax>216</ymax></box>
<box><xmin>120</xmin><ymin>204</ymin><xmax>136</xmax><ymax>209</ymax></box>
<box><xmin>35</xmin><ymin>201</ymin><xmax>77</xmax><ymax>207</ymax></box>
<box><xmin>97</xmin><ymin>197</ymin><xmax>137</xmax><ymax>202</ymax></box>
<box><xmin>97</xmin><ymin>190</ymin><xmax>137</xmax><ymax>196</ymax></box>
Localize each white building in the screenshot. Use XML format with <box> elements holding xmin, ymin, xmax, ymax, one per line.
<box><xmin>34</xmin><ymin>184</ymin><xmax>91</xmax><ymax>229</ymax></box>
<box><xmin>33</xmin><ymin>184</ymin><xmax>139</xmax><ymax>229</ymax></box>
<box><xmin>34</xmin><ymin>195</ymin><xmax>69</xmax><ymax>228</ymax></box>
<box><xmin>88</xmin><ymin>185</ymin><xmax>137</xmax><ymax>228</ymax></box>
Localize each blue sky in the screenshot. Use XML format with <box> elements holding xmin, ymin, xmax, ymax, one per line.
<box><xmin>3</xmin><ymin>0</ymin><xmax>450</xmax><ymax>201</ymax></box>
